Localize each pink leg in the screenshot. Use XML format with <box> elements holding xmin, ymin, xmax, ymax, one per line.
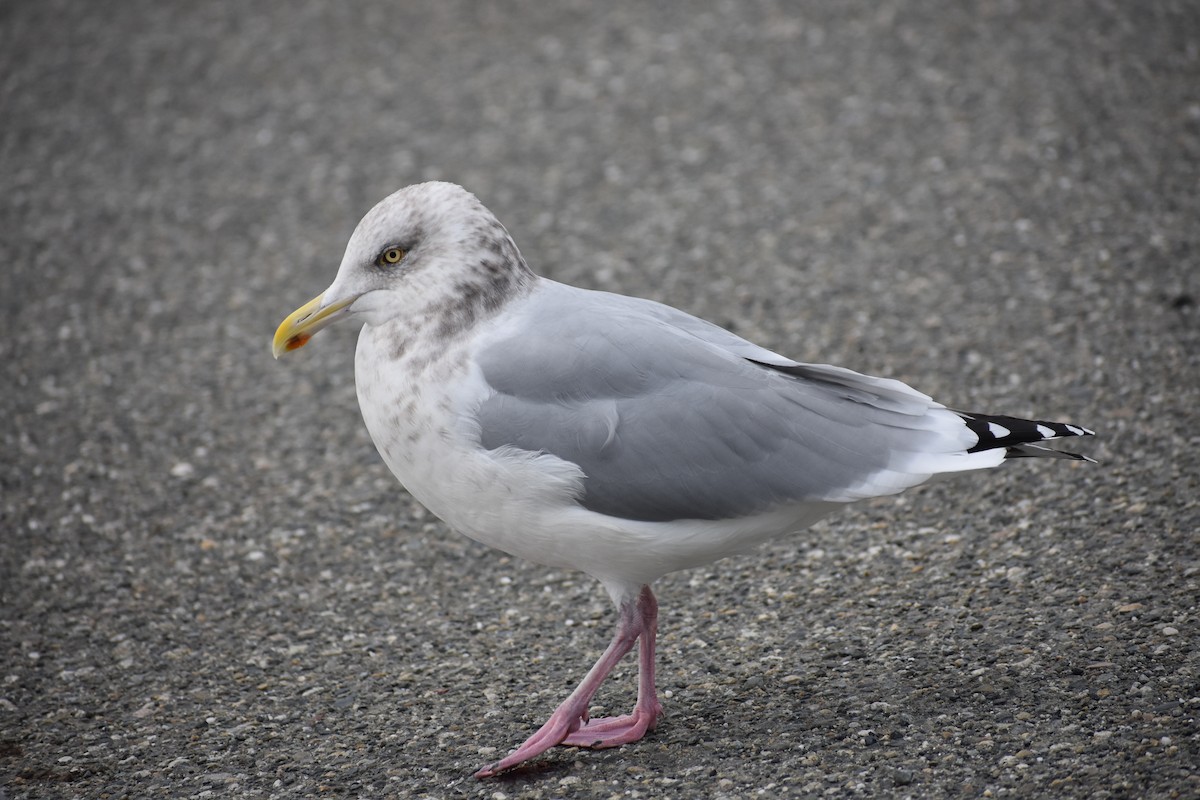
<box><xmin>561</xmin><ymin>587</ymin><xmax>662</xmax><ymax>747</ymax></box>
<box><xmin>474</xmin><ymin>585</ymin><xmax>663</xmax><ymax>777</ymax></box>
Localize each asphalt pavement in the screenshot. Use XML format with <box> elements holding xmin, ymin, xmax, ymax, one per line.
<box><xmin>2</xmin><ymin>1</ymin><xmax>1197</xmax><ymax>797</ymax></box>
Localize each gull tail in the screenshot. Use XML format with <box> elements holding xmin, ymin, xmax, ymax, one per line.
<box><xmin>957</xmin><ymin>412</ymin><xmax>1096</xmax><ymax>463</ymax></box>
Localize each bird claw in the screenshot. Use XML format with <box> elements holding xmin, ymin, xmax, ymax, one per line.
<box><xmin>561</xmin><ymin>705</ymin><xmax>661</xmax><ymax>748</ymax></box>
<box><xmin>475</xmin><ymin>702</ymin><xmax>662</xmax><ymax>777</ymax></box>
<box><xmin>473</xmin><ymin>706</ymin><xmax>584</xmax><ymax>777</ymax></box>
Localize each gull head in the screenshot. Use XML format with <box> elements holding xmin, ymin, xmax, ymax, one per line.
<box><xmin>273</xmin><ymin>182</ymin><xmax>533</xmax><ymax>357</ymax></box>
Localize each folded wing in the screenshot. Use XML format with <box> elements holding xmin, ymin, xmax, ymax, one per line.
<box><xmin>474</xmin><ymin>282</ymin><xmax>1090</xmax><ymax>523</ymax></box>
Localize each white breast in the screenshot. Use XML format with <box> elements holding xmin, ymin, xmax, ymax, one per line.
<box><xmin>353</xmin><ymin>318</ymin><xmax>598</xmax><ymax>569</ymax></box>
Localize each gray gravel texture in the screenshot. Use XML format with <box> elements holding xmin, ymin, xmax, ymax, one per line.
<box><xmin>2</xmin><ymin>1</ymin><xmax>1198</xmax><ymax>798</ymax></box>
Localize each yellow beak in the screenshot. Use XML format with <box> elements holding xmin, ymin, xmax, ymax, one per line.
<box><xmin>272</xmin><ymin>292</ymin><xmax>356</xmax><ymax>358</ymax></box>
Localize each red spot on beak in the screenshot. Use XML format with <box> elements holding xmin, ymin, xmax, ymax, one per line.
<box><xmin>285</xmin><ymin>333</ymin><xmax>311</xmax><ymax>351</ymax></box>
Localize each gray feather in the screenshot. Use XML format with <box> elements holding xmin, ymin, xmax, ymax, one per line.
<box><xmin>474</xmin><ymin>282</ymin><xmax>971</xmax><ymax>522</ymax></box>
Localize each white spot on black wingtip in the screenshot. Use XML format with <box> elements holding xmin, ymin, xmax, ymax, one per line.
<box><xmin>958</xmin><ymin>410</ymin><xmax>1096</xmax><ymax>457</ymax></box>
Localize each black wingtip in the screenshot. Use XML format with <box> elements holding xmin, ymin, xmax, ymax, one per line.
<box><xmin>958</xmin><ymin>412</ymin><xmax>1095</xmax><ymax>459</ymax></box>
<box><xmin>1004</xmin><ymin>442</ymin><xmax>1098</xmax><ymax>463</ymax></box>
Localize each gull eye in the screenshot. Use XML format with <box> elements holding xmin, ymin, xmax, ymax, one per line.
<box><xmin>375</xmin><ymin>247</ymin><xmax>406</xmax><ymax>267</ymax></box>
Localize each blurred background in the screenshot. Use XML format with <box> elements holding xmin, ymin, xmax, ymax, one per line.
<box><xmin>2</xmin><ymin>1</ymin><xmax>1197</xmax><ymax>797</ymax></box>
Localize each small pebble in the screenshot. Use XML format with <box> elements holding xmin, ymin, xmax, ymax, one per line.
<box><xmin>170</xmin><ymin>462</ymin><xmax>195</xmax><ymax>478</ymax></box>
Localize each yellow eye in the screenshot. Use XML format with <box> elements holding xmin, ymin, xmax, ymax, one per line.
<box><xmin>376</xmin><ymin>247</ymin><xmax>406</xmax><ymax>266</ymax></box>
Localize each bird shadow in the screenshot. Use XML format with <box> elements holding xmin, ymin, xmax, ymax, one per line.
<box><xmin>484</xmin><ymin>752</ymin><xmax>580</xmax><ymax>783</ymax></box>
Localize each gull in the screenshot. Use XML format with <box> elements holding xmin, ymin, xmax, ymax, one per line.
<box><xmin>272</xmin><ymin>182</ymin><xmax>1094</xmax><ymax>777</ymax></box>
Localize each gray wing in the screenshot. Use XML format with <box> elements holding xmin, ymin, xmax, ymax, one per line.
<box><xmin>474</xmin><ymin>282</ymin><xmax>979</xmax><ymax>522</ymax></box>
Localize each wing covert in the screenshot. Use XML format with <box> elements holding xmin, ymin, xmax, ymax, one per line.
<box><xmin>473</xmin><ymin>282</ymin><xmax>978</xmax><ymax>522</ymax></box>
